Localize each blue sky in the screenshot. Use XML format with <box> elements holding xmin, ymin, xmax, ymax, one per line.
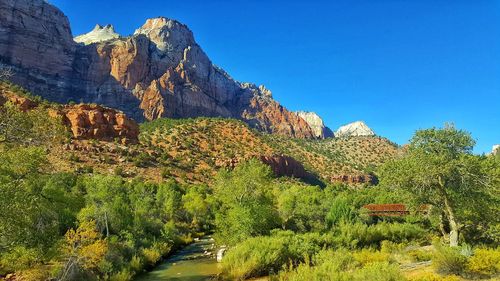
<box><xmin>51</xmin><ymin>0</ymin><xmax>500</xmax><ymax>153</ymax></box>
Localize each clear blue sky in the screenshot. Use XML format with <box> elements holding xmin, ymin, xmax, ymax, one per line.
<box><xmin>51</xmin><ymin>0</ymin><xmax>500</xmax><ymax>153</ymax></box>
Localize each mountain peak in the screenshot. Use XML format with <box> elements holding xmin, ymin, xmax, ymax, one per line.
<box><xmin>295</xmin><ymin>111</ymin><xmax>334</xmax><ymax>139</ymax></box>
<box><xmin>335</xmin><ymin>121</ymin><xmax>375</xmax><ymax>137</ymax></box>
<box><xmin>75</xmin><ymin>24</ymin><xmax>120</xmax><ymax>45</ymax></box>
<box><xmin>133</xmin><ymin>17</ymin><xmax>194</xmax><ymax>52</ymax></box>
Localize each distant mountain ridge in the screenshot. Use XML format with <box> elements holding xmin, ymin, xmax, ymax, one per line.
<box><xmin>0</xmin><ymin>0</ymin><xmax>317</xmax><ymax>138</ymax></box>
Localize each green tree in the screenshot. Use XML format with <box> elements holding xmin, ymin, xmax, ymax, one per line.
<box><xmin>78</xmin><ymin>175</ymin><xmax>133</xmax><ymax>237</ymax></box>
<box><xmin>214</xmin><ymin>159</ymin><xmax>279</xmax><ymax>245</ymax></box>
<box><xmin>182</xmin><ymin>184</ymin><xmax>214</xmax><ymax>231</ymax></box>
<box><xmin>276</xmin><ymin>183</ymin><xmax>327</xmax><ymax>232</ymax></box>
<box><xmin>380</xmin><ymin>125</ymin><xmax>488</xmax><ymax>246</ymax></box>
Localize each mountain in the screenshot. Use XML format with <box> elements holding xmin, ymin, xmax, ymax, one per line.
<box><xmin>0</xmin><ymin>0</ymin><xmax>316</xmax><ymax>138</ymax></box>
<box><xmin>1</xmin><ymin>82</ymin><xmax>399</xmax><ymax>185</ymax></box>
<box><xmin>295</xmin><ymin>111</ymin><xmax>334</xmax><ymax>139</ymax></box>
<box><xmin>335</xmin><ymin>121</ymin><xmax>375</xmax><ymax>137</ymax></box>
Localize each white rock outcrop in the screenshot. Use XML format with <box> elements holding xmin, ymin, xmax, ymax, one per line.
<box><xmin>74</xmin><ymin>24</ymin><xmax>120</xmax><ymax>45</ymax></box>
<box><xmin>295</xmin><ymin>111</ymin><xmax>334</xmax><ymax>138</ymax></box>
<box><xmin>335</xmin><ymin>121</ymin><xmax>375</xmax><ymax>137</ymax></box>
<box><xmin>492</xmin><ymin>145</ymin><xmax>500</xmax><ymax>155</ymax></box>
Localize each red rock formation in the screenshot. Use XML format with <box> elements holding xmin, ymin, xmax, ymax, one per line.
<box><xmin>0</xmin><ymin>1</ymin><xmax>318</xmax><ymax>139</ymax></box>
<box><xmin>243</xmin><ymin>97</ymin><xmax>316</xmax><ymax>139</ymax></box>
<box><xmin>0</xmin><ymin>92</ymin><xmax>37</xmax><ymax>111</ymax></box>
<box><xmin>51</xmin><ymin>104</ymin><xmax>139</xmax><ymax>142</ymax></box>
<box><xmin>260</xmin><ymin>155</ymin><xmax>309</xmax><ymax>179</ymax></box>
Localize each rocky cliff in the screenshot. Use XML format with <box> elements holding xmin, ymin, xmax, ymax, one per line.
<box><xmin>0</xmin><ymin>0</ymin><xmax>317</xmax><ymax>138</ymax></box>
<box><xmin>335</xmin><ymin>121</ymin><xmax>375</xmax><ymax>137</ymax></box>
<box><xmin>0</xmin><ymin>83</ymin><xmax>139</xmax><ymax>142</ymax></box>
<box><xmin>295</xmin><ymin>111</ymin><xmax>334</xmax><ymax>138</ymax></box>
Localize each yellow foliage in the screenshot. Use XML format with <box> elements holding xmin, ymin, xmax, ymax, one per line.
<box><xmin>63</xmin><ymin>220</ymin><xmax>108</xmax><ymax>271</ymax></box>
<box><xmin>142</xmin><ymin>247</ymin><xmax>161</xmax><ymax>266</ymax></box>
<box><xmin>353</xmin><ymin>249</ymin><xmax>392</xmax><ymax>265</ymax></box>
<box><xmin>466</xmin><ymin>248</ymin><xmax>500</xmax><ymax>276</ymax></box>
<box><xmin>17</xmin><ymin>267</ymin><xmax>51</xmax><ymax>281</ymax></box>
<box><xmin>407</xmin><ymin>272</ymin><xmax>461</xmax><ymax>281</ymax></box>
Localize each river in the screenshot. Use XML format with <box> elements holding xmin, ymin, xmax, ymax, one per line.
<box><xmin>135</xmin><ymin>236</ymin><xmax>220</xmax><ymax>281</ymax></box>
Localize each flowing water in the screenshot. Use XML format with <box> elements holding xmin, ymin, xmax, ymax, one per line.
<box><xmin>135</xmin><ymin>237</ymin><xmax>220</xmax><ymax>281</ymax></box>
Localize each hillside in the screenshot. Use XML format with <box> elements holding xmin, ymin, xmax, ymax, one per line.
<box><xmin>266</xmin><ymin>135</ymin><xmax>401</xmax><ymax>183</ymax></box>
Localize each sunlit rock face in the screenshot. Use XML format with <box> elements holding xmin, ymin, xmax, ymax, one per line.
<box><xmin>492</xmin><ymin>145</ymin><xmax>500</xmax><ymax>155</ymax></box>
<box><xmin>295</xmin><ymin>111</ymin><xmax>334</xmax><ymax>138</ymax></box>
<box><xmin>335</xmin><ymin>121</ymin><xmax>375</xmax><ymax>137</ymax></box>
<box><xmin>74</xmin><ymin>24</ymin><xmax>120</xmax><ymax>45</ymax></box>
<box><xmin>0</xmin><ymin>1</ymin><xmax>316</xmax><ymax>138</ymax></box>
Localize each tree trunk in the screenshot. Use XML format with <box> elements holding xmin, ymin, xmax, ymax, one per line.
<box><xmin>443</xmin><ymin>195</ymin><xmax>459</xmax><ymax>246</ymax></box>
<box><xmin>104</xmin><ymin>211</ymin><xmax>110</xmax><ymax>238</ymax></box>
<box><xmin>438</xmin><ymin>211</ymin><xmax>449</xmax><ymax>242</ymax></box>
<box><xmin>438</xmin><ymin>176</ymin><xmax>459</xmax><ymax>247</ymax></box>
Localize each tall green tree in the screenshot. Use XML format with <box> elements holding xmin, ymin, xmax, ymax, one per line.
<box><xmin>214</xmin><ymin>159</ymin><xmax>279</xmax><ymax>245</ymax></box>
<box><xmin>380</xmin><ymin>125</ymin><xmax>488</xmax><ymax>246</ymax></box>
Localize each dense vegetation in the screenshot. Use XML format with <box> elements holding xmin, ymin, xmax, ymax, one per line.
<box><xmin>0</xmin><ymin>85</ymin><xmax>499</xmax><ymax>281</ymax></box>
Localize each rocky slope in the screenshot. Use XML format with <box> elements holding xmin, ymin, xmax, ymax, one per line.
<box><xmin>335</xmin><ymin>121</ymin><xmax>375</xmax><ymax>137</ymax></box>
<box><xmin>295</xmin><ymin>111</ymin><xmax>334</xmax><ymax>138</ymax></box>
<box><xmin>1</xmin><ymin>81</ymin><xmax>399</xmax><ymax>184</ymax></box>
<box><xmin>0</xmin><ymin>82</ymin><xmax>139</xmax><ymax>142</ymax></box>
<box><xmin>0</xmin><ymin>0</ymin><xmax>316</xmax><ymax>138</ymax></box>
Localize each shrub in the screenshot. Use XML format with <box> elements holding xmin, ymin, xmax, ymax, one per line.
<box><xmin>407</xmin><ymin>272</ymin><xmax>460</xmax><ymax>281</ymax></box>
<box><xmin>221</xmin><ymin>232</ymin><xmax>333</xmax><ymax>279</ymax></box>
<box><xmin>352</xmin><ymin>262</ymin><xmax>403</xmax><ymax>281</ymax></box>
<box><xmin>466</xmin><ymin>247</ymin><xmax>500</xmax><ymax>277</ymax></box>
<box><xmin>129</xmin><ymin>255</ymin><xmax>143</xmax><ymax>273</ymax></box>
<box><xmin>109</xmin><ymin>269</ymin><xmax>133</xmax><ymax>281</ymax></box>
<box><xmin>353</xmin><ymin>249</ymin><xmax>392</xmax><ymax>265</ymax></box>
<box><xmin>278</xmin><ymin>250</ymin><xmax>403</xmax><ymax>281</ymax></box>
<box><xmin>113</xmin><ymin>166</ymin><xmax>124</xmax><ymax>177</ymax></box>
<box><xmin>221</xmin><ymin>235</ymin><xmax>289</xmax><ymax>280</ymax></box>
<box><xmin>432</xmin><ymin>244</ymin><xmax>467</xmax><ymax>275</ymax></box>
<box><xmin>407</xmin><ymin>249</ymin><xmax>433</xmax><ymax>262</ymax></box>
<box><xmin>142</xmin><ymin>247</ymin><xmax>161</xmax><ymax>267</ymax></box>
<box><xmin>0</xmin><ymin>246</ymin><xmax>40</xmax><ymax>273</ymax></box>
<box><xmin>334</xmin><ymin>222</ymin><xmax>426</xmax><ymax>248</ymax></box>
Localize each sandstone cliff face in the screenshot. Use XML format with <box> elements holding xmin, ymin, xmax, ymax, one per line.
<box><xmin>51</xmin><ymin>104</ymin><xmax>139</xmax><ymax>142</ymax></box>
<box><xmin>0</xmin><ymin>1</ymin><xmax>317</xmax><ymax>139</ymax></box>
<box><xmin>295</xmin><ymin>111</ymin><xmax>334</xmax><ymax>138</ymax></box>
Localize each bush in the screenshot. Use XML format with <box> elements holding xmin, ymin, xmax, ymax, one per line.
<box><xmin>221</xmin><ymin>232</ymin><xmax>334</xmax><ymax>280</ymax></box>
<box><xmin>221</xmin><ymin>236</ymin><xmax>289</xmax><ymax>280</ymax></box>
<box><xmin>466</xmin><ymin>247</ymin><xmax>500</xmax><ymax>277</ymax></box>
<box><xmin>407</xmin><ymin>249</ymin><xmax>433</xmax><ymax>262</ymax></box>
<box><xmin>0</xmin><ymin>246</ymin><xmax>40</xmax><ymax>273</ymax></box>
<box><xmin>142</xmin><ymin>247</ymin><xmax>161</xmax><ymax>267</ymax></box>
<box><xmin>432</xmin><ymin>244</ymin><xmax>467</xmax><ymax>275</ymax></box>
<box><xmin>110</xmin><ymin>269</ymin><xmax>134</xmax><ymax>281</ymax></box>
<box><xmin>353</xmin><ymin>249</ymin><xmax>392</xmax><ymax>265</ymax></box>
<box><xmin>278</xmin><ymin>249</ymin><xmax>403</xmax><ymax>281</ymax></box>
<box><xmin>334</xmin><ymin>222</ymin><xmax>426</xmax><ymax>248</ymax></box>
<box><xmin>407</xmin><ymin>272</ymin><xmax>460</xmax><ymax>281</ymax></box>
